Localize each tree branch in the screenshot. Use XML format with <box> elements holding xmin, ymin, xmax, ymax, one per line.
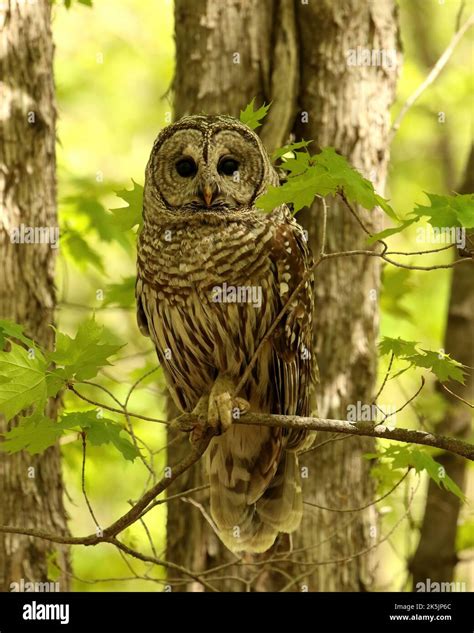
<box><xmin>222</xmin><ymin>413</ymin><xmax>473</xmax><ymax>461</ymax></box>
<box><xmin>389</xmin><ymin>14</ymin><xmax>474</xmax><ymax>141</ymax></box>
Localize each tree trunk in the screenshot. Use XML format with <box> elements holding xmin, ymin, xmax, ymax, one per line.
<box><xmin>0</xmin><ymin>0</ymin><xmax>70</xmax><ymax>590</ymax></box>
<box><xmin>289</xmin><ymin>0</ymin><xmax>400</xmax><ymax>592</ymax></box>
<box><xmin>168</xmin><ymin>0</ymin><xmax>399</xmax><ymax>591</ymax></box>
<box><xmin>410</xmin><ymin>146</ymin><xmax>474</xmax><ymax>587</ymax></box>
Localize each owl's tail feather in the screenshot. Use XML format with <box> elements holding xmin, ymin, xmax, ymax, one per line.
<box><xmin>256</xmin><ymin>450</ymin><xmax>303</xmax><ymax>532</ymax></box>
<box><xmin>208</xmin><ymin>433</ymin><xmax>303</xmax><ymax>553</ymax></box>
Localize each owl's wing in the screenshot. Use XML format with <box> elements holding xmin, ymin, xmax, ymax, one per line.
<box><xmin>268</xmin><ymin>205</ymin><xmax>318</xmax><ymax>449</ymax></box>
<box><xmin>135</xmin><ymin>277</ymin><xmax>150</xmax><ymax>338</ymax></box>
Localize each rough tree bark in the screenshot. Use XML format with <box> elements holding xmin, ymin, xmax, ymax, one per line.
<box><xmin>168</xmin><ymin>0</ymin><xmax>399</xmax><ymax>591</ymax></box>
<box><xmin>290</xmin><ymin>0</ymin><xmax>400</xmax><ymax>592</ymax></box>
<box><xmin>410</xmin><ymin>146</ymin><xmax>473</xmax><ymax>588</ymax></box>
<box><xmin>0</xmin><ymin>0</ymin><xmax>70</xmax><ymax>590</ymax></box>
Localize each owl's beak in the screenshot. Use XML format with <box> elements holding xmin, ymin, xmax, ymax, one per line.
<box><xmin>199</xmin><ymin>182</ymin><xmax>218</xmax><ymax>207</ymax></box>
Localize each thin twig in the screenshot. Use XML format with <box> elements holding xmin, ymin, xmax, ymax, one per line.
<box><xmin>81</xmin><ymin>432</ymin><xmax>101</xmax><ymax>531</ymax></box>
<box><xmin>390</xmin><ymin>14</ymin><xmax>474</xmax><ymax>141</ymax></box>
<box><xmin>440</xmin><ymin>383</ymin><xmax>474</xmax><ymax>409</ymax></box>
<box><xmin>304</xmin><ymin>469</ymin><xmax>410</xmax><ymax>513</ymax></box>
<box><xmin>372</xmin><ymin>353</ymin><xmax>395</xmax><ymax>403</ymax></box>
<box><xmin>69</xmin><ymin>385</ymin><xmax>168</xmax><ymax>425</ymax></box>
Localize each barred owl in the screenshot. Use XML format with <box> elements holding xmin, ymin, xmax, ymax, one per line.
<box><xmin>136</xmin><ymin>115</ymin><xmax>317</xmax><ymax>553</ymax></box>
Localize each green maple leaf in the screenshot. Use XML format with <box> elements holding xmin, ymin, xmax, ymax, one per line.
<box><xmin>413</xmin><ymin>193</ymin><xmax>474</xmax><ymax>229</ymax></box>
<box><xmin>110</xmin><ymin>179</ymin><xmax>144</xmax><ymax>230</ymax></box>
<box><xmin>0</xmin><ymin>412</ymin><xmax>62</xmax><ymax>454</ymax></box>
<box><xmin>378</xmin><ymin>337</ymin><xmax>466</xmax><ymax>384</ymax></box>
<box><xmin>367</xmin><ymin>218</ymin><xmax>417</xmax><ymax>245</ymax></box>
<box><xmin>272</xmin><ymin>140</ymin><xmax>312</xmax><ymax>162</ymax></box>
<box><xmin>0</xmin><ymin>320</ymin><xmax>37</xmax><ymax>350</ymax></box>
<box><xmin>380</xmin><ymin>445</ymin><xmax>465</xmax><ymax>501</ymax></box>
<box><xmin>0</xmin><ymin>345</ymin><xmax>47</xmax><ymax>421</ymax></box>
<box><xmin>277</xmin><ymin>153</ymin><xmax>312</xmax><ymax>176</ymax></box>
<box><xmin>60</xmin><ymin>411</ymin><xmax>139</xmax><ymax>461</ymax></box>
<box><xmin>257</xmin><ymin>145</ymin><xmax>397</xmax><ymax>219</ymax></box>
<box><xmin>257</xmin><ymin>166</ymin><xmax>335</xmax><ymax>213</ymax></box>
<box><xmin>314</xmin><ymin>148</ymin><xmax>398</xmax><ymax>221</ymax></box>
<box><xmin>239</xmin><ymin>98</ymin><xmax>271</xmax><ymax>130</ymax></box>
<box><xmin>49</xmin><ymin>317</ymin><xmax>124</xmax><ymax>380</ymax></box>
<box><xmin>46</xmin><ymin>368</ymin><xmax>68</xmax><ymax>398</ymax></box>
<box><xmin>405</xmin><ymin>350</ymin><xmax>466</xmax><ymax>384</ymax></box>
<box><xmin>378</xmin><ymin>336</ymin><xmax>419</xmax><ymax>358</ymax></box>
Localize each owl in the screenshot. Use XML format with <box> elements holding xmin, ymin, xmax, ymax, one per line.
<box><xmin>136</xmin><ymin>115</ymin><xmax>317</xmax><ymax>553</ymax></box>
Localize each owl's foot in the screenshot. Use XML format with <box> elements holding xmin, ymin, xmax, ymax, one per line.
<box><xmin>208</xmin><ymin>375</ymin><xmax>249</xmax><ymax>433</ymax></box>
<box><xmin>190</xmin><ymin>376</ymin><xmax>249</xmax><ymax>442</ymax></box>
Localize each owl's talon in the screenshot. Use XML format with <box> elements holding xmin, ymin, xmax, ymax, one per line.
<box><xmin>234</xmin><ymin>397</ymin><xmax>250</xmax><ymax>415</ymax></box>
<box><xmin>189</xmin><ymin>376</ymin><xmax>251</xmax><ymax>440</ymax></box>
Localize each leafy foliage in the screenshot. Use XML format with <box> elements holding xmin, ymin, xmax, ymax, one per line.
<box><xmin>368</xmin><ymin>192</ymin><xmax>473</xmax><ymax>244</ymax></box>
<box><xmin>0</xmin><ymin>320</ymin><xmax>37</xmax><ymax>349</ymax></box>
<box><xmin>110</xmin><ymin>180</ymin><xmax>144</xmax><ymax>230</ymax></box>
<box><xmin>0</xmin><ymin>318</ymin><xmax>136</xmax><ymax>461</ymax></box>
<box><xmin>239</xmin><ymin>98</ymin><xmax>271</xmax><ymax>130</ymax></box>
<box><xmin>368</xmin><ymin>445</ymin><xmax>465</xmax><ymax>501</ymax></box>
<box><xmin>0</xmin><ymin>345</ymin><xmax>48</xmax><ymax>421</ymax></box>
<box><xmin>60</xmin><ymin>411</ymin><xmax>139</xmax><ymax>461</ymax></box>
<box><xmin>0</xmin><ymin>412</ymin><xmax>64</xmax><ymax>454</ymax></box>
<box><xmin>413</xmin><ymin>193</ymin><xmax>474</xmax><ymax>229</ymax></box>
<box><xmin>257</xmin><ymin>147</ymin><xmax>398</xmax><ymax>220</ymax></box>
<box><xmin>379</xmin><ymin>337</ymin><xmax>466</xmax><ymax>383</ymax></box>
<box><xmin>0</xmin><ymin>410</ymin><xmax>138</xmax><ymax>461</ymax></box>
<box><xmin>50</xmin><ymin>317</ymin><xmax>124</xmax><ymax>381</ymax></box>
<box><xmin>271</xmin><ymin>140</ymin><xmax>312</xmax><ymax>161</ymax></box>
<box><xmin>367</xmin><ymin>218</ymin><xmax>417</xmax><ymax>245</ymax></box>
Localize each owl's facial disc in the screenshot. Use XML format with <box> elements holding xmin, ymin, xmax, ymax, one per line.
<box><xmin>151</xmin><ymin>126</ymin><xmax>265</xmax><ymax>213</ymax></box>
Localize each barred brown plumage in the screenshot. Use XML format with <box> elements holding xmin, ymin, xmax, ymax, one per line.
<box><xmin>136</xmin><ymin>115</ymin><xmax>318</xmax><ymax>553</ymax></box>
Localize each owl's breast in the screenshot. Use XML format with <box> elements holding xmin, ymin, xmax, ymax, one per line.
<box><xmin>137</xmin><ymin>218</ymin><xmax>274</xmax><ymax>299</ymax></box>
<box><xmin>136</xmin><ymin>217</ymin><xmax>279</xmax><ymax>411</ymax></box>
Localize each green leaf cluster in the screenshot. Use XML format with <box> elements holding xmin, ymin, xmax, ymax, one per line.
<box><xmin>239</xmin><ymin>99</ymin><xmax>271</xmax><ymax>130</ymax></box>
<box><xmin>368</xmin><ymin>192</ymin><xmax>473</xmax><ymax>243</ymax></box>
<box><xmin>110</xmin><ymin>179</ymin><xmax>144</xmax><ymax>231</ymax></box>
<box><xmin>379</xmin><ymin>336</ymin><xmax>466</xmax><ymax>383</ymax></box>
<box><xmin>368</xmin><ymin>445</ymin><xmax>465</xmax><ymax>501</ymax></box>
<box><xmin>257</xmin><ymin>147</ymin><xmax>398</xmax><ymax>220</ymax></box>
<box><xmin>0</xmin><ymin>318</ymin><xmax>136</xmax><ymax>461</ymax></box>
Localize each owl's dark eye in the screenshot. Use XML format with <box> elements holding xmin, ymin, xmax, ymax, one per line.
<box><xmin>218</xmin><ymin>156</ymin><xmax>240</xmax><ymax>176</ymax></box>
<box><xmin>175</xmin><ymin>157</ymin><xmax>197</xmax><ymax>178</ymax></box>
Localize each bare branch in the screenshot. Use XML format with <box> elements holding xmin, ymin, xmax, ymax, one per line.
<box><xmin>304</xmin><ymin>469</ymin><xmax>410</xmax><ymax>513</ymax></box>
<box><xmin>390</xmin><ymin>14</ymin><xmax>474</xmax><ymax>141</ymax></box>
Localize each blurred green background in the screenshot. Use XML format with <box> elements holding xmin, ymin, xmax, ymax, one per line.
<box><xmin>51</xmin><ymin>0</ymin><xmax>473</xmax><ymax>591</ymax></box>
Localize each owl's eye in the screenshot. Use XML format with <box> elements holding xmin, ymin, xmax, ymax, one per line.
<box><xmin>218</xmin><ymin>156</ymin><xmax>239</xmax><ymax>176</ymax></box>
<box><xmin>175</xmin><ymin>157</ymin><xmax>197</xmax><ymax>178</ymax></box>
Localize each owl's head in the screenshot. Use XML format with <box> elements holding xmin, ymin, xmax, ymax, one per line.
<box><xmin>144</xmin><ymin>115</ymin><xmax>278</xmax><ymax>219</ymax></box>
